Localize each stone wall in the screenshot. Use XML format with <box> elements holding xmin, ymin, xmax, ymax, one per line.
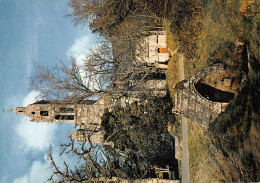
<box><xmin>173</xmin><ymin>63</ymin><xmax>241</xmax><ymax>128</ymax></box>
<box><xmin>136</xmin><ymin>31</ymin><xmax>169</xmax><ymax>69</ymax></box>
<box><xmin>74</xmin><ymin>97</ymin><xmax>108</xmax><ymax>128</ymax></box>
<box><xmin>198</xmin><ymin>67</ymin><xmax>241</xmax><ymax>93</ymax></box>
<box><xmin>68</xmin><ymin>129</ymin><xmax>105</xmax><ymax>144</ymax></box>
<box><xmin>12</xmin><ymin>101</ymin><xmax>75</xmax><ymax>123</ymax></box>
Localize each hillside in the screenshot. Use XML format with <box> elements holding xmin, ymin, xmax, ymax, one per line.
<box><xmin>154</xmin><ymin>0</ymin><xmax>260</xmax><ymax>182</ymax></box>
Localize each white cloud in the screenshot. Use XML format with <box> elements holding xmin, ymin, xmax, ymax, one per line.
<box><xmin>13</xmin><ymin>175</ymin><xmax>28</xmax><ymax>183</ymax></box>
<box><xmin>66</xmin><ymin>35</ymin><xmax>94</xmax><ymax>65</ymax></box>
<box><xmin>13</xmin><ymin>151</ymin><xmax>70</xmax><ymax>183</ymax></box>
<box><xmin>22</xmin><ymin>90</ymin><xmax>41</xmax><ymax>106</ymax></box>
<box><xmin>13</xmin><ymin>160</ymin><xmax>51</xmax><ymax>183</ymax></box>
<box><xmin>66</xmin><ymin>35</ymin><xmax>99</xmax><ymax>88</ymax></box>
<box><xmin>15</xmin><ymin>91</ymin><xmax>58</xmax><ymax>152</ymax></box>
<box><xmin>15</xmin><ymin>117</ymin><xmax>58</xmax><ymax>152</ymax></box>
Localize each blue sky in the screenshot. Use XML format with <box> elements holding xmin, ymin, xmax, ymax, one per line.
<box><xmin>0</xmin><ymin>0</ymin><xmax>98</xmax><ymax>182</ymax></box>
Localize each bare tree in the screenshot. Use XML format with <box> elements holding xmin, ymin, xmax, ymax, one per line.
<box><xmin>48</xmin><ymin>140</ymin><xmax>119</xmax><ymax>182</ymax></box>
<box><xmin>68</xmin><ymin>0</ymin><xmax>104</xmax><ymax>27</ymax></box>
<box><xmin>68</xmin><ymin>0</ymin><xmax>134</xmax><ymax>36</ymax></box>
<box><xmin>31</xmin><ymin>39</ymin><xmax>163</xmax><ymax>105</ymax></box>
<box><xmin>31</xmin><ymin>39</ymin><xmax>114</xmax><ymax>102</ymax></box>
<box><xmin>68</xmin><ymin>0</ymin><xmax>162</xmax><ymax>37</ymax></box>
<box><xmin>84</xmin><ymin>39</ymin><xmax>114</xmax><ymax>76</ymax></box>
<box><xmin>47</xmin><ymin>136</ymin><xmax>154</xmax><ymax>182</ymax></box>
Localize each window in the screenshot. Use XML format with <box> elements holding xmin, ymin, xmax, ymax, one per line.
<box><xmin>89</xmin><ymin>122</ymin><xmax>99</xmax><ymax>126</ymax></box>
<box><xmin>158</xmin><ymin>48</ymin><xmax>168</xmax><ymax>53</ymax></box>
<box><xmin>60</xmin><ymin>107</ymin><xmax>74</xmax><ymax>113</ymax></box>
<box><xmin>55</xmin><ymin>115</ymin><xmax>74</xmax><ymax>120</ymax></box>
<box><xmin>40</xmin><ymin>111</ymin><xmax>49</xmax><ymax>116</ymax></box>
<box><xmin>31</xmin><ymin>112</ymin><xmax>35</xmax><ymax>114</ymax></box>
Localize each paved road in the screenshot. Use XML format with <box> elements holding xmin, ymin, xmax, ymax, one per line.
<box><xmin>179</xmin><ymin>53</ymin><xmax>190</xmax><ymax>183</ymax></box>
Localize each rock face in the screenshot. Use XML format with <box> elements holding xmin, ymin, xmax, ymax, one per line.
<box><xmin>173</xmin><ymin>63</ymin><xmax>241</xmax><ymax>128</ymax></box>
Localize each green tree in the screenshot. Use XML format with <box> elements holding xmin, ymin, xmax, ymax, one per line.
<box><xmin>101</xmin><ymin>97</ymin><xmax>178</xmax><ymax>175</ymax></box>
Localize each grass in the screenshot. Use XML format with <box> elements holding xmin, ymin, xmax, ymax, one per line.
<box><xmin>197</xmin><ymin>1</ymin><xmax>246</xmax><ymax>66</ymax></box>
<box><xmin>209</xmin><ymin>81</ymin><xmax>260</xmax><ymax>181</ymax></box>
<box><xmin>163</xmin><ymin>19</ymin><xmax>180</xmax><ymax>100</ymax></box>
<box><xmin>163</xmin><ymin>19</ymin><xmax>178</xmax><ymax>51</ymax></box>
<box><xmin>248</xmin><ymin>13</ymin><xmax>260</xmax><ymax>63</ymax></box>
<box><xmin>164</xmin><ymin>0</ymin><xmax>260</xmax><ymax>181</ymax></box>
<box><xmin>166</xmin><ymin>54</ymin><xmax>179</xmax><ymax>99</ymax></box>
<box><xmin>163</xmin><ymin>0</ymin><xmax>258</xmax><ymax>68</ymax></box>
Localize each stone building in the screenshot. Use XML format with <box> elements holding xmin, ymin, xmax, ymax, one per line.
<box><xmin>10</xmin><ymin>79</ymin><xmax>167</xmax><ymax>144</ymax></box>
<box><xmin>10</xmin><ymin>97</ymin><xmax>110</xmax><ymax>144</ymax></box>
<box><xmin>173</xmin><ymin>63</ymin><xmax>242</xmax><ymax>128</ymax></box>
<box><xmin>10</xmin><ymin>31</ymin><xmax>170</xmax><ymax>144</ymax></box>
<box><xmin>109</xmin><ymin>77</ymin><xmax>167</xmax><ymax>104</ymax></box>
<box><xmin>10</xmin><ymin>77</ymin><xmax>168</xmax><ymax>144</ymax></box>
<box><xmin>68</xmin><ymin>129</ymin><xmax>105</xmax><ymax>144</ymax></box>
<box><xmin>136</xmin><ymin>31</ymin><xmax>169</xmax><ymax>70</ymax></box>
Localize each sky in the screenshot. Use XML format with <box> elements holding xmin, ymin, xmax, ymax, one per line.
<box><xmin>0</xmin><ymin>0</ymin><xmax>98</xmax><ymax>182</ymax></box>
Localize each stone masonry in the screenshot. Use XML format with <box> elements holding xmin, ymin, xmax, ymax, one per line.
<box><xmin>10</xmin><ymin>98</ymin><xmax>110</xmax><ymax>144</ymax></box>
<box><xmin>173</xmin><ymin>63</ymin><xmax>241</xmax><ymax>128</ymax></box>
<box><xmin>10</xmin><ymin>32</ymin><xmax>170</xmax><ymax>144</ymax></box>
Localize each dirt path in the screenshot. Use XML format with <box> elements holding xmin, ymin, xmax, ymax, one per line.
<box><xmin>179</xmin><ymin>53</ymin><xmax>190</xmax><ymax>183</ymax></box>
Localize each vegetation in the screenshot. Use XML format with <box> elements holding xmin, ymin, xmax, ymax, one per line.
<box><xmin>38</xmin><ymin>1</ymin><xmax>179</xmax><ymax>181</ymax></box>
<box><xmin>47</xmin><ymin>97</ymin><xmax>178</xmax><ymax>182</ymax></box>
<box><xmin>101</xmin><ymin>97</ymin><xmax>179</xmax><ymax>178</ymax></box>
<box><xmin>162</xmin><ymin>0</ymin><xmax>259</xmax><ymax>73</ymax></box>
<box><xmin>187</xmin><ymin>120</ymin><xmax>212</xmax><ymax>181</ymax></box>
<box><xmin>209</xmin><ymin>70</ymin><xmax>260</xmax><ymax>181</ymax></box>
<box><xmin>68</xmin><ymin>0</ymin><xmax>162</xmax><ymax>37</ymax></box>
<box><xmin>166</xmin><ymin>53</ymin><xmax>179</xmax><ymax>99</ymax></box>
<box><xmin>38</xmin><ymin>0</ymin><xmax>259</xmax><ymax>181</ymax></box>
<box><xmin>159</xmin><ymin>0</ymin><xmax>259</xmax><ymax>181</ymax></box>
<box><xmin>68</xmin><ymin>0</ymin><xmax>135</xmax><ymax>35</ymax></box>
<box><xmin>47</xmin><ymin>139</ymin><xmax>156</xmax><ymax>182</ymax></box>
<box><xmin>102</xmin><ymin>98</ymin><xmax>174</xmax><ymax>151</ymax></box>
<box><xmin>31</xmin><ymin>39</ymin><xmax>114</xmax><ymax>102</ymax></box>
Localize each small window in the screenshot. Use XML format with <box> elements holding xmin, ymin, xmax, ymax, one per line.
<box><xmin>18</xmin><ymin>111</ymin><xmax>23</xmax><ymax>113</ymax></box>
<box><xmin>89</xmin><ymin>123</ymin><xmax>99</xmax><ymax>126</ymax></box>
<box><xmin>55</xmin><ymin>115</ymin><xmax>74</xmax><ymax>120</ymax></box>
<box><xmin>31</xmin><ymin>112</ymin><xmax>35</xmax><ymax>114</ymax></box>
<box><xmin>40</xmin><ymin>111</ymin><xmax>49</xmax><ymax>116</ymax></box>
<box><xmin>158</xmin><ymin>48</ymin><xmax>168</xmax><ymax>53</ymax></box>
<box><xmin>60</xmin><ymin>107</ymin><xmax>74</xmax><ymax>113</ymax></box>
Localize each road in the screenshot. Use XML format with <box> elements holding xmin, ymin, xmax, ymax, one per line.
<box><xmin>179</xmin><ymin>53</ymin><xmax>190</xmax><ymax>183</ymax></box>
